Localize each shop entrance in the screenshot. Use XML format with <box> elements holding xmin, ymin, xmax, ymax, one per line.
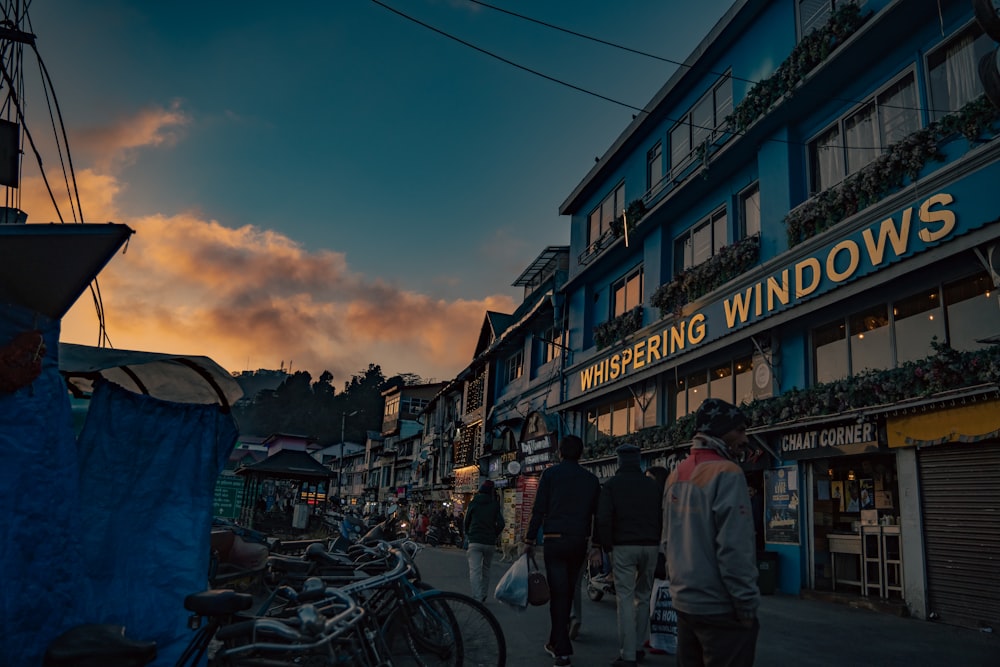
<box><xmin>809</xmin><ymin>454</ymin><xmax>900</xmax><ymax>597</ymax></box>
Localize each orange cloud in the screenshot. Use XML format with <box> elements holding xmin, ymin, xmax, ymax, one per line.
<box><xmin>21</xmin><ymin>103</ymin><xmax>518</xmax><ymax>383</ymax></box>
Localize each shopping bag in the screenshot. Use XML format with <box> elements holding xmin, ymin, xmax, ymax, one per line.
<box><xmin>527</xmin><ymin>553</ymin><xmax>550</xmax><ymax>606</ymax></box>
<box><xmin>495</xmin><ymin>553</ymin><xmax>529</xmax><ymax>609</ymax></box>
<box><xmin>648</xmin><ymin>578</ymin><xmax>677</xmax><ymax>654</ymax></box>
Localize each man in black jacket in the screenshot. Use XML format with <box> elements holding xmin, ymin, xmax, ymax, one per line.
<box><xmin>597</xmin><ymin>444</ymin><xmax>662</xmax><ymax>667</ymax></box>
<box><xmin>523</xmin><ymin>435</ymin><xmax>601</xmax><ymax>667</ymax></box>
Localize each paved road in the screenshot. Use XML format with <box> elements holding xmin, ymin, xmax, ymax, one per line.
<box><xmin>413</xmin><ymin>544</ymin><xmax>1000</xmax><ymax>667</ymax></box>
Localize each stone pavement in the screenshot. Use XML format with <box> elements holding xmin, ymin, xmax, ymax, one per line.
<box><xmin>414</xmin><ymin>544</ymin><xmax>1000</xmax><ymax>667</ymax></box>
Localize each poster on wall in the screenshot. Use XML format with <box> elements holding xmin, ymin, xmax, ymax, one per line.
<box><xmin>830</xmin><ymin>481</ymin><xmax>844</xmax><ymax>511</ymax></box>
<box><xmin>764</xmin><ymin>467</ymin><xmax>800</xmax><ymax>545</ymax></box>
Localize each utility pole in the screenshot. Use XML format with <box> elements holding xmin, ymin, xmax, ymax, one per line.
<box><xmin>338</xmin><ymin>410</ymin><xmax>360</xmax><ymax>504</ymax></box>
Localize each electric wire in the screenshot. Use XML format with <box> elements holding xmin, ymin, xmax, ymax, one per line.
<box><xmin>370</xmin><ymin>0</ymin><xmax>986</xmax><ymax>153</ymax></box>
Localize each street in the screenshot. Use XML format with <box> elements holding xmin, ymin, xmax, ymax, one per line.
<box><xmin>413</xmin><ymin>544</ymin><xmax>1000</xmax><ymax>667</ymax></box>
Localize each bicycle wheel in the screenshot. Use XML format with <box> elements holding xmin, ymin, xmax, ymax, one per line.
<box><xmin>383</xmin><ymin>591</ymin><xmax>505</xmax><ymax>667</ymax></box>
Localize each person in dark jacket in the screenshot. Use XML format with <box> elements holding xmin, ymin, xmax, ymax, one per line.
<box><xmin>661</xmin><ymin>398</ymin><xmax>760</xmax><ymax>667</ymax></box>
<box><xmin>464</xmin><ymin>480</ymin><xmax>504</xmax><ymax>602</ymax></box>
<box><xmin>523</xmin><ymin>435</ymin><xmax>601</xmax><ymax>667</ymax></box>
<box><xmin>597</xmin><ymin>444</ymin><xmax>662</xmax><ymax>667</ymax></box>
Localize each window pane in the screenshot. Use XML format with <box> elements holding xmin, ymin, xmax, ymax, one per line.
<box><xmin>597</xmin><ymin>405</ymin><xmax>611</xmax><ymax>438</ymax></box>
<box><xmin>715</xmin><ymin>76</ymin><xmax>733</xmax><ymax>127</ymax></box>
<box><xmin>692</xmin><ymin>96</ymin><xmax>713</xmax><ymax>147</ymax></box>
<box><xmin>589</xmin><ymin>209</ymin><xmax>601</xmax><ymax>244</ymax></box>
<box><xmin>814</xmin><ymin>319</ymin><xmax>847</xmax><ymax>383</ymax></box>
<box><xmin>674</xmin><ymin>236</ymin><xmax>691</xmax><ymax>274</ymax></box>
<box><xmin>602</xmin><ymin>195</ymin><xmax>616</xmax><ymax>228</ymax></box>
<box><xmin>692</xmin><ymin>222</ymin><xmax>712</xmax><ymax>265</ymax></box>
<box><xmin>614</xmin><ymin>184</ymin><xmax>626</xmax><ymax>212</ymax></box>
<box><xmin>799</xmin><ymin>0</ymin><xmax>831</xmax><ymax>36</ymax></box>
<box><xmin>612</xmin><ymin>400</ymin><xmax>630</xmax><ymax>437</ymax></box>
<box><xmin>844</xmin><ymin>102</ymin><xmax>877</xmax><ymax>175</ymax></box>
<box><xmin>613</xmin><ymin>281</ymin><xmax>626</xmax><ymax>318</ymax></box>
<box><xmin>944</xmin><ymin>272</ymin><xmax>1000</xmax><ymax>351</ymax></box>
<box><xmin>928</xmin><ymin>25</ymin><xmax>991</xmax><ymax>120</ymax></box>
<box><xmin>586</xmin><ymin>408</ymin><xmax>599</xmax><ymax>445</ymax></box>
<box><xmin>710</xmin><ymin>363</ymin><xmax>734</xmax><ymax>404</ymax></box>
<box><xmin>811</xmin><ymin>125</ymin><xmax>843</xmax><ymax>192</ymax></box>
<box><xmin>850</xmin><ymin>305</ymin><xmax>890</xmax><ymax>373</ymax></box>
<box><xmin>893</xmin><ymin>289</ymin><xmax>944</xmax><ymax>364</ymax></box>
<box><xmin>742</xmin><ymin>185</ymin><xmax>761</xmax><ymax>238</ymax></box>
<box><xmin>713</xmin><ymin>210</ymin><xmax>728</xmax><ymax>253</ymax></box>
<box><xmin>879</xmin><ymin>75</ymin><xmax>919</xmax><ymax>146</ymax></box>
<box><xmin>674</xmin><ymin>376</ymin><xmax>687</xmax><ymax>419</ymax></box>
<box><xmin>626</xmin><ymin>271</ymin><xmax>642</xmax><ymax>310</ymax></box>
<box><xmin>687</xmin><ymin>372</ymin><xmax>708</xmax><ymax>415</ymax></box>
<box><xmin>670</xmin><ymin>122</ymin><xmax>690</xmax><ymax>169</ymax></box>
<box><xmin>648</xmin><ymin>143</ymin><xmax>663</xmax><ymax>191</ymax></box>
<box><xmin>735</xmin><ymin>357</ymin><xmax>753</xmax><ymax>405</ymax></box>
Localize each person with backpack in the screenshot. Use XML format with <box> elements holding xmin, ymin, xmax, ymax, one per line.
<box><xmin>464</xmin><ymin>480</ymin><xmax>505</xmax><ymax>602</ymax></box>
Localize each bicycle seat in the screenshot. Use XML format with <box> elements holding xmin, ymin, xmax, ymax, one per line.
<box><xmin>184</xmin><ymin>589</ymin><xmax>254</xmax><ymax>616</ymax></box>
<box><xmin>44</xmin><ymin>624</ymin><xmax>157</xmax><ymax>667</ymax></box>
<box><xmin>266</xmin><ymin>553</ymin><xmax>314</xmax><ymax>573</ymax></box>
<box><xmin>304</xmin><ymin>542</ymin><xmax>355</xmax><ymax>569</ymax></box>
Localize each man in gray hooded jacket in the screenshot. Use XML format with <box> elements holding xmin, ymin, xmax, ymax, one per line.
<box><xmin>661</xmin><ymin>398</ymin><xmax>760</xmax><ymax>666</ymax></box>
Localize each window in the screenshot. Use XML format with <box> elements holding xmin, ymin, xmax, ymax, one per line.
<box><xmin>612</xmin><ymin>267</ymin><xmax>644</xmax><ymax>318</ymax></box>
<box><xmin>647</xmin><ymin>142</ymin><xmax>664</xmax><ymax>194</ymax></box>
<box><xmin>927</xmin><ymin>23</ymin><xmax>993</xmax><ymax>121</ymax></box>
<box><xmin>540</xmin><ymin>326</ymin><xmax>563</xmax><ymax>365</ymax></box>
<box><xmin>669</xmin><ymin>75</ymin><xmax>733</xmax><ymax>175</ymax></box>
<box><xmin>944</xmin><ymin>272</ymin><xmax>1000</xmax><ymax>351</ymax></box>
<box><xmin>588</xmin><ymin>183</ymin><xmax>626</xmax><ymax>247</ymax></box>
<box><xmin>672</xmin><ymin>356</ymin><xmax>753</xmax><ymax>419</ymax></box>
<box><xmin>674</xmin><ymin>208</ymin><xmax>728</xmax><ymax>274</ymax></box>
<box><xmin>813</xmin><ymin>318</ymin><xmax>848</xmax><ymax>383</ymax></box>
<box><xmin>384</xmin><ymin>394</ymin><xmax>400</xmax><ymax>418</ymax></box>
<box><xmin>502</xmin><ymin>349</ymin><xmax>523</xmax><ymax>386</ymax></box>
<box><xmin>797</xmin><ymin>0</ymin><xmax>855</xmax><ymax>38</ymax></box>
<box><xmin>893</xmin><ymin>290</ymin><xmax>944</xmax><ymax>363</ymax></box>
<box><xmin>739</xmin><ymin>182</ymin><xmax>761</xmax><ymax>239</ymax></box>
<box><xmin>584</xmin><ymin>395</ymin><xmax>638</xmax><ymax>445</ymax></box>
<box><xmin>809</xmin><ymin>73</ymin><xmax>919</xmax><ymax>193</ymax></box>
<box><xmin>849</xmin><ymin>305</ymin><xmax>890</xmax><ymax>374</ymax></box>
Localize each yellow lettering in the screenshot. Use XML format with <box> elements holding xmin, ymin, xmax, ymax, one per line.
<box><xmin>689</xmin><ymin>313</ymin><xmax>706</xmax><ymax>344</ymax></box>
<box><xmin>862</xmin><ymin>210</ymin><xmax>910</xmax><ymax>265</ymax></box>
<box><xmin>767</xmin><ymin>270</ymin><xmax>789</xmax><ymax>311</ymax></box>
<box><xmin>633</xmin><ymin>340</ymin><xmax>646</xmax><ymax>369</ymax></box>
<box><xmin>826</xmin><ymin>240</ymin><xmax>859</xmax><ymax>282</ymax></box>
<box><xmin>725</xmin><ymin>287</ymin><xmax>753</xmax><ymax>327</ymax></box>
<box><xmin>918</xmin><ymin>193</ymin><xmax>956</xmax><ymax>242</ymax></box>
<box><xmin>670</xmin><ymin>322</ymin><xmax>686</xmax><ymax>352</ymax></box>
<box><xmin>795</xmin><ymin>257</ymin><xmax>821</xmax><ymax>298</ymax></box>
<box><xmin>647</xmin><ymin>334</ymin><xmax>662</xmax><ymax>362</ymax></box>
<box><xmin>609</xmin><ymin>354</ymin><xmax>621</xmax><ymax>380</ymax></box>
<box><xmin>594</xmin><ymin>359</ymin><xmax>605</xmax><ymax>384</ymax></box>
<box><xmin>620</xmin><ymin>348</ymin><xmax>633</xmax><ymax>370</ymax></box>
<box><xmin>580</xmin><ymin>365</ymin><xmax>595</xmax><ymax>391</ymax></box>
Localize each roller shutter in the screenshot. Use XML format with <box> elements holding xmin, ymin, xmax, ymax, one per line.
<box><xmin>918</xmin><ymin>442</ymin><xmax>1000</xmax><ymax>631</ymax></box>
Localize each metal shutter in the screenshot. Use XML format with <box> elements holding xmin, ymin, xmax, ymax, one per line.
<box><xmin>918</xmin><ymin>442</ymin><xmax>1000</xmax><ymax>631</ymax></box>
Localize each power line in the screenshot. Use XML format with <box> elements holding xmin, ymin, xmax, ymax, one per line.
<box><xmin>369</xmin><ymin>0</ymin><xmax>980</xmax><ymax>154</ymax></box>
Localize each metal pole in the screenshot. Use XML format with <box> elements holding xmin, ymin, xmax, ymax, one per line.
<box><xmin>338</xmin><ymin>412</ymin><xmax>346</xmax><ymax>502</ymax></box>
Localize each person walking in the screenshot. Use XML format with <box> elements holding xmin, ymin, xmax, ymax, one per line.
<box><xmin>661</xmin><ymin>398</ymin><xmax>760</xmax><ymax>667</ymax></box>
<box><xmin>523</xmin><ymin>435</ymin><xmax>601</xmax><ymax>667</ymax></box>
<box><xmin>597</xmin><ymin>444</ymin><xmax>662</xmax><ymax>667</ymax></box>
<box><xmin>464</xmin><ymin>480</ymin><xmax>504</xmax><ymax>602</ymax></box>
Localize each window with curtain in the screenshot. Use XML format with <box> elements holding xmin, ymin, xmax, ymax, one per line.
<box><xmin>809</xmin><ymin>72</ymin><xmax>918</xmax><ymax>193</ymax></box>
<box><xmin>588</xmin><ymin>182</ymin><xmax>626</xmax><ymax>247</ymax></box>
<box><xmin>927</xmin><ymin>23</ymin><xmax>992</xmax><ymax>120</ymax></box>
<box><xmin>674</xmin><ymin>207</ymin><xmax>728</xmax><ymax>274</ymax></box>
<box><xmin>612</xmin><ymin>267</ymin><xmax>644</xmax><ymax>318</ymax></box>
<box><xmin>668</xmin><ymin>74</ymin><xmax>733</xmax><ymax>176</ymax></box>
<box><xmin>740</xmin><ymin>182</ymin><xmax>761</xmax><ymax>239</ymax></box>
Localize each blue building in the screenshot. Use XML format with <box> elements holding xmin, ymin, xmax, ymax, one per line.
<box><xmin>554</xmin><ymin>0</ymin><xmax>1000</xmax><ymax>630</ymax></box>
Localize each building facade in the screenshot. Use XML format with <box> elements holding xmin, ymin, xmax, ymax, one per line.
<box><xmin>551</xmin><ymin>0</ymin><xmax>1000</xmax><ymax>631</ymax></box>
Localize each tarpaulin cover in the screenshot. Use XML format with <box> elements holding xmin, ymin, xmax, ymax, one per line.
<box><xmin>76</xmin><ymin>379</ymin><xmax>238</xmax><ymax>665</ymax></box>
<box><xmin>0</xmin><ymin>304</ymin><xmax>86</xmax><ymax>665</ymax></box>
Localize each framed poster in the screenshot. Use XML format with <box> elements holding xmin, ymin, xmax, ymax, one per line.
<box><xmin>830</xmin><ymin>481</ymin><xmax>844</xmax><ymax>511</ymax></box>
<box><xmin>764</xmin><ymin>466</ymin><xmax>800</xmax><ymax>545</ymax></box>
<box><xmin>860</xmin><ymin>478</ymin><xmax>875</xmax><ymax>510</ymax></box>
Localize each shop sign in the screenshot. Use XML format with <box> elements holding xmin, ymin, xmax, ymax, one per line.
<box><xmin>572</xmin><ymin>172</ymin><xmax>999</xmax><ymax>399</ymax></box>
<box><xmin>212</xmin><ymin>474</ymin><xmax>244</xmax><ymax>519</ymax></box>
<box><xmin>454</xmin><ymin>465</ymin><xmax>480</xmax><ymax>493</ymax></box>
<box><xmin>886</xmin><ymin>400</ymin><xmax>1000</xmax><ymax>447</ymax></box>
<box><xmin>778</xmin><ymin>421</ymin><xmax>878</xmax><ymax>459</ymax></box>
<box><xmin>520</xmin><ymin>434</ymin><xmax>555</xmax><ymax>474</ymax></box>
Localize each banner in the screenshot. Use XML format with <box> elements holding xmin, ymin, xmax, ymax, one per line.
<box><xmin>764</xmin><ymin>466</ymin><xmax>800</xmax><ymax>544</ymax></box>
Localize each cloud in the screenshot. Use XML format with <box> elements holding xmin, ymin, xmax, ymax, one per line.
<box><xmin>21</xmin><ymin>102</ymin><xmax>517</xmax><ymax>383</ymax></box>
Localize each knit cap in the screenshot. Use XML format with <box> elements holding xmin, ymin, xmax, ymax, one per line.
<box><xmin>694</xmin><ymin>398</ymin><xmax>748</xmax><ymax>437</ymax></box>
<box><xmin>616</xmin><ymin>444</ymin><xmax>641</xmax><ymax>468</ymax></box>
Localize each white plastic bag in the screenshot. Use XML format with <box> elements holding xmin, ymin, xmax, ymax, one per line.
<box><xmin>494</xmin><ymin>553</ymin><xmax>530</xmax><ymax>609</ymax></box>
<box><xmin>648</xmin><ymin>578</ymin><xmax>677</xmax><ymax>653</ymax></box>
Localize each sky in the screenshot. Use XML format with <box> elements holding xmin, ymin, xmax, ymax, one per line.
<box><xmin>16</xmin><ymin>0</ymin><xmax>734</xmax><ymax>385</ymax></box>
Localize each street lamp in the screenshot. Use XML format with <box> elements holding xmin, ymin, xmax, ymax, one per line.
<box><xmin>338</xmin><ymin>410</ymin><xmax>360</xmax><ymax>503</ymax></box>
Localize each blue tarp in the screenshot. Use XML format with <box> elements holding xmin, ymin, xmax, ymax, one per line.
<box><xmin>0</xmin><ymin>302</ymin><xmax>239</xmax><ymax>665</ymax></box>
